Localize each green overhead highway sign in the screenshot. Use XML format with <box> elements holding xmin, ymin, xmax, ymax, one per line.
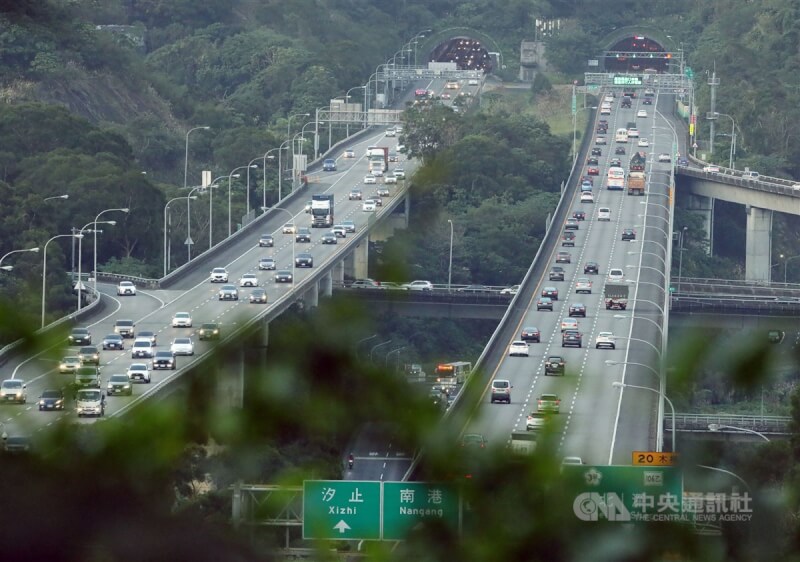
<box><xmin>613</xmin><ymin>75</ymin><xmax>643</xmax><ymax>86</ymax></box>
<box><xmin>303</xmin><ymin>480</ymin><xmax>381</xmax><ymax>540</ymax></box>
<box><xmin>562</xmin><ymin>465</ymin><xmax>684</xmax><ymax>522</ymax></box>
<box><xmin>383</xmin><ymin>482</ymin><xmax>460</xmax><ymax>540</ymax></box>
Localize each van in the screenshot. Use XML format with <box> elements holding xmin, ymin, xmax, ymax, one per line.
<box><xmin>75</xmin><ymin>389</ymin><xmax>105</xmax><ymax>417</ymax></box>
<box><xmin>597</xmin><ymin>207</ymin><xmax>611</xmax><ymax>221</ymax></box>
<box><xmin>490</xmin><ymin>379</ymin><xmax>512</xmax><ymax>404</ymax></box>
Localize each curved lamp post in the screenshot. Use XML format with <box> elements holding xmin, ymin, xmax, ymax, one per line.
<box><xmin>42</xmin><ymin>233</ymin><xmax>81</xmax><ymax>328</ymax></box>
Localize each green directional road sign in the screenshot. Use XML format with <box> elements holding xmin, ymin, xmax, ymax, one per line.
<box><xmin>685</xmin><ymin>66</ymin><xmax>694</xmax><ymax>79</ymax></box>
<box><xmin>303</xmin><ymin>480</ymin><xmax>381</xmax><ymax>540</ymax></box>
<box><xmin>562</xmin><ymin>465</ymin><xmax>684</xmax><ymax>523</ymax></box>
<box><xmin>383</xmin><ymin>482</ymin><xmax>460</xmax><ymax>540</ymax></box>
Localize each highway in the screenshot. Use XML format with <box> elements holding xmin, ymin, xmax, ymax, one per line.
<box><xmin>462</xmin><ymin>90</ymin><xmax>679</xmax><ymax>465</ymax></box>
<box><xmin>0</xmin><ymin>75</ymin><xmax>486</xmax><ymax>450</ymax></box>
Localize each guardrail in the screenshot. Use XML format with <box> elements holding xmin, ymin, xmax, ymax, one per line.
<box><xmin>666</xmin><ymin>413</ymin><xmax>791</xmax><ymax>434</ymax></box>
<box><xmin>674</xmin><ymin>276</ymin><xmax>800</xmax><ymax>293</ymax></box>
<box><xmin>676</xmin><ymin>164</ymin><xmax>800</xmax><ymax>198</ymax></box>
<box><xmin>671</xmin><ymin>295</ymin><xmax>800</xmax><ymax>315</ymax></box>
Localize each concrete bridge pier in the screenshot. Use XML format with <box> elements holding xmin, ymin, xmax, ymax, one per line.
<box><xmin>351</xmin><ymin>239</ymin><xmax>369</xmax><ymax>280</ymax></box>
<box><xmin>745</xmin><ymin>205</ymin><xmax>773</xmax><ymax>282</ymax></box>
<box><xmin>332</xmin><ymin>259</ymin><xmax>344</xmax><ymax>285</ymax></box>
<box><xmin>686</xmin><ymin>193</ymin><xmax>714</xmax><ymax>255</ymax></box>
<box><xmin>320</xmin><ymin>271</ymin><xmax>333</xmax><ymax>297</ymax></box>
<box><xmin>304</xmin><ymin>281</ymin><xmax>319</xmax><ymax>308</ymax></box>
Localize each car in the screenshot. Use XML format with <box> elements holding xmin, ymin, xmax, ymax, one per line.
<box><xmin>637</xmin><ymin>109</ymin><xmax>648</xmax><ymax>118</ymax></box>
<box><xmin>610</xmin><ymin>157</ymin><xmax>622</xmax><ymax>167</ymax></box>
<box><xmin>198</xmin><ymin>323</ymin><xmax>220</xmax><ymax>340</ymax></box>
<box><xmin>295</xmin><ymin>253</ymin><xmax>314</xmax><ymax>268</ymax></box>
<box><xmin>127</xmin><ymin>363</ymin><xmax>151</xmax><ymax>383</ymax></box>
<box><xmin>526</xmin><ymin>412</ymin><xmax>550</xmax><ymax>431</ymax></box>
<box><xmin>537</xmin><ymin>297</ymin><xmax>553</xmax><ymax>311</ymax></box>
<box><xmin>384</xmin><ymin>174</ymin><xmax>397</xmax><ymax>185</ymax></box>
<box><xmin>78</xmin><ymin>345</ymin><xmax>100</xmax><ymax>365</ymax></box>
<box><xmin>597</xmin><ymin>207</ymin><xmax>611</xmax><ymax>221</ymax></box>
<box><xmin>321</xmin><ymin>232</ymin><xmax>338</xmax><ymax>244</ymax></box>
<box><xmin>580</xmin><ymin>192</ymin><xmax>594</xmax><ymax>203</ymax></box>
<box><xmin>490</xmin><ymin>379</ymin><xmax>512</xmax><ymax>404</ymax></box>
<box><xmin>106</xmin><ymin>374</ymin><xmax>132</xmax><ymax>396</ymax></box>
<box><xmin>348</xmin><ymin>188</ymin><xmax>363</xmax><ymax>200</ymax></box>
<box><xmin>627</xmin><ymin>128</ymin><xmax>639</xmax><ymax>138</ymax></box>
<box><xmin>388</xmin><ymin>151</ymin><xmax>399</xmax><ymax>161</ymax></box>
<box><xmin>170</xmin><ymin>337</ymin><xmax>194</xmax><ymax>356</ymax></box>
<box><xmin>677</xmin><ymin>157</ymin><xmax>689</xmax><ymax>167</ymax></box>
<box><xmin>331</xmin><ymin>225</ymin><xmax>347</xmax><ymax>238</ymax></box>
<box><xmin>538</xmin><ymin>393</ymin><xmax>561</xmax><ymax>412</ymax></box>
<box><xmin>587</xmin><ymin>166</ymin><xmax>600</xmax><ymax>176</ymax></box>
<box><xmin>117</xmin><ymin>281</ymin><xmax>136</xmax><ymax>296</ymax></box>
<box><xmin>249</xmin><ymin>288</ymin><xmax>268</xmax><ymax>304</ymax></box>
<box><xmin>591</xmin><ymin>148</ymin><xmax>602</xmax><ymax>157</ymax></box>
<box><xmin>152</xmin><ymin>350</ymin><xmax>176</xmax><ymax>370</ymax></box>
<box><xmin>403</xmin><ymin>280</ymin><xmax>433</xmax><ymax>291</ymax></box>
<box><xmin>568</xmin><ymin>303</ymin><xmax>587</xmax><ymax>317</ymax></box>
<box><xmin>258</xmin><ymin>234</ymin><xmax>274</xmax><ymax>247</ymax></box>
<box><xmin>343</xmin><ymin>148</ymin><xmax>355</xmax><ymax>158</ymax></box>
<box><xmin>218</xmin><ymin>284</ymin><xmax>238</xmax><ymax>300</ymax></box>
<box><xmin>461</xmin><ymin>433</ymin><xmax>488</xmax><ymax>450</ymax></box>
<box><xmin>38</xmin><ymin>389</ymin><xmax>65</xmax><ymax>411</ymax></box>
<box><xmin>209</xmin><ymin>267</ymin><xmax>229</xmax><ymax>283</ymax></box>
<box><xmin>137</xmin><ymin>331</ymin><xmax>157</xmax><ymax>346</ymax></box>
<box><xmin>102</xmin><ymin>334</ymin><xmax>124</xmax><ymax>350</ymax></box>
<box><xmin>68</xmin><ymin>327</ymin><xmax>92</xmax><ymax>346</ymax></box>
<box><xmin>362</xmin><ymin>200</ymin><xmax>377</xmax><ymax>212</ymax></box>
<box><xmin>658</xmin><ymin>153</ymin><xmax>671</xmax><ymax>163</ymax></box>
<box><xmin>584</xmin><ymin>261</ymin><xmax>599</xmax><ymax>275</ymax></box>
<box><xmin>131</xmin><ymin>338</ymin><xmax>154</xmax><ymax>359</ymax></box>
<box><xmin>364</xmin><ymin>174</ymin><xmax>377</xmax><ymax>184</ymax></box>
<box><xmin>638</xmin><ymin>138</ymin><xmax>649</xmax><ymax>147</ymax></box>
<box><xmin>74</xmin><ymin>366</ymin><xmax>100</xmax><ymax>388</ymax></box>
<box><xmin>581</xmin><ymin>181</ymin><xmax>593</xmax><ymax>192</ymax></box>
<box><xmin>562</xmin><ymin>330</ymin><xmax>582</xmax><ymax>347</ymax></box>
<box><xmin>544</xmin><ymin>355</ymin><xmax>565</xmax><ymax>376</ymax></box>
<box><xmin>350</xmin><ymin>279</ymin><xmax>381</xmax><ymax>289</ymax></box>
<box><xmin>643</xmin><ymin>98</ymin><xmax>653</xmax><ymax>105</ymax></box>
<box><xmin>59</xmin><ymin>356</ymin><xmax>81</xmax><ymax>374</ymax></box>
<box><xmin>703</xmin><ymin>165</ymin><xmax>720</xmax><ymax>173</ymax></box>
<box><xmin>595</xmin><ymin>136</ymin><xmax>607</xmax><ymax>145</ymax></box>
<box><xmin>565</xmin><ymin>220</ymin><xmax>579</xmax><ymax>234</ymax></box>
<box><xmin>608</xmin><ymin>268</ymin><xmax>625</xmax><ymax>282</ymax></box>
<box><xmin>575</xmin><ymin>278</ymin><xmax>592</xmax><ymax>294</ymax></box>
<box><xmin>615</xmin><ymin>146</ymin><xmax>626</xmax><ymax>155</ymax></box>
<box><xmin>500</xmin><ymin>285</ymin><xmax>520</xmax><ymax>295</ymax></box>
<box><xmin>304</xmin><ymin>200</ymin><xmax>313</xmax><ymax>213</ymax></box>
<box><xmin>542</xmin><ymin>286</ymin><xmax>559</xmax><ymax>300</ymax></box>
<box><xmin>562</xmin><ymin>231</ymin><xmax>575</xmax><ymax>246</ymax></box>
<box><xmin>295</xmin><ymin>228</ymin><xmax>311</xmax><ymax>243</ymax></box>
<box><xmin>114</xmin><ymin>319</ymin><xmax>135</xmax><ymax>338</ymax></box>
<box><xmin>239</xmin><ymin>273</ymin><xmax>259</xmax><ymax>287</ymax></box>
<box><xmin>621</xmin><ymin>228</ymin><xmax>636</xmax><ymax>241</ymax></box>
<box><xmin>549</xmin><ymin>266</ymin><xmax>565</xmax><ymax>281</ymax></box>
<box><xmin>259</xmin><ymin>257</ymin><xmax>276</xmax><ymax>270</ymax></box>
<box><xmin>275</xmin><ymin>270</ymin><xmax>293</xmax><ymax>283</ymax></box>
<box><xmin>282</xmin><ymin>223</ymin><xmax>296</xmax><ymax>234</ymax></box>
<box><xmin>562</xmin><ymin>456</ymin><xmax>584</xmax><ymax>466</ymax></box>
<box><xmin>75</xmin><ymin>389</ymin><xmax>105</xmax><ymax>418</ymax></box>
<box><xmin>323</xmin><ymin>158</ymin><xmax>337</xmax><ymax>171</ymax></box>
<box><xmin>521</xmin><ymin>327</ymin><xmax>540</xmax><ymax>342</ymax></box>
<box><xmin>556</xmin><ymin>252</ymin><xmax>571</xmax><ymax>264</ymax></box>
<box><xmin>172</xmin><ymin>312</ymin><xmax>192</xmax><ymax>327</ymax></box>
<box><xmin>572</xmin><ymin>210</ymin><xmax>586</xmax><ymax>221</ymax></box>
<box><xmin>341</xmin><ymin>220</ymin><xmax>356</xmax><ymax>233</ymax></box>
<box><xmin>508</xmin><ymin>340</ymin><xmax>530</xmax><ymax>357</ymax></box>
<box><xmin>595</xmin><ymin>332</ymin><xmax>616</xmax><ymax>349</ymax></box>
<box><xmin>393</xmin><ymin>168</ymin><xmax>406</xmax><ymax>179</ymax></box>
<box><xmin>587</xmin><ymin>156</ymin><xmax>599</xmax><ymax>166</ymax></box>
<box><xmin>561</xmin><ymin>318</ymin><xmax>578</xmax><ymax>332</ymax></box>
<box><xmin>372</xmin><ymin>196</ymin><xmax>383</xmax><ymax>207</ymax></box>
<box><xmin>457</xmin><ymin>285</ymin><xmax>490</xmax><ymax>294</ymax></box>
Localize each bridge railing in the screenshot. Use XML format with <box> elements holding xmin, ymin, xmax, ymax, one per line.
<box><xmin>666</xmin><ymin>413</ymin><xmax>791</xmax><ymax>434</ymax></box>
<box><xmin>677</xmin><ymin>163</ymin><xmax>800</xmax><ymax>198</ymax></box>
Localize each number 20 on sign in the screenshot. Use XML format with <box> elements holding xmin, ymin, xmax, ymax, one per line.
<box><xmin>633</xmin><ymin>451</ymin><xmax>678</xmax><ymax>466</ymax></box>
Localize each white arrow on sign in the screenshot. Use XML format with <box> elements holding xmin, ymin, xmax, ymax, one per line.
<box><xmin>333</xmin><ymin>520</ymin><xmax>351</xmax><ymax>534</ymax></box>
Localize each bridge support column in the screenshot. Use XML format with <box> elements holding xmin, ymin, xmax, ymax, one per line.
<box><xmin>333</xmin><ymin>259</ymin><xmax>344</xmax><ymax>285</ymax></box>
<box><xmin>320</xmin><ymin>271</ymin><xmax>333</xmax><ymax>297</ymax></box>
<box><xmin>686</xmin><ymin>193</ymin><xmax>714</xmax><ymax>255</ymax></box>
<box><xmin>745</xmin><ymin>205</ymin><xmax>772</xmax><ymax>282</ymax></box>
<box><xmin>304</xmin><ymin>281</ymin><xmax>319</xmax><ymax>308</ymax></box>
<box><xmin>353</xmin><ymin>239</ymin><xmax>369</xmax><ymax>280</ymax></box>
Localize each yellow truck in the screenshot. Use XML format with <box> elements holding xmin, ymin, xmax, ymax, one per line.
<box><xmin>627</xmin><ymin>171</ymin><xmax>646</xmax><ymax>196</ymax></box>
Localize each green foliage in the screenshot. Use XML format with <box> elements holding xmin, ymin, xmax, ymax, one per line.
<box><xmin>531</xmin><ymin>71</ymin><xmax>552</xmax><ymax>96</ymax></box>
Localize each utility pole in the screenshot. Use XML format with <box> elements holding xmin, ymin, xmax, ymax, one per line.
<box><xmin>706</xmin><ymin>67</ymin><xmax>719</xmax><ymax>155</ymax></box>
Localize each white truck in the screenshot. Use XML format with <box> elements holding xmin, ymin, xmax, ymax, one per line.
<box><xmin>366</xmin><ymin>146</ymin><xmax>388</xmax><ymax>175</ymax></box>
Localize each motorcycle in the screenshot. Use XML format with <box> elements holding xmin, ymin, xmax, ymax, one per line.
<box><xmin>347</xmin><ymin>455</ymin><xmax>354</xmax><ymax>470</ymax></box>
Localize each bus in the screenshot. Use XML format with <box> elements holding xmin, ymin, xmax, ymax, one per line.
<box><xmin>435</xmin><ymin>361</ymin><xmax>473</xmax><ymax>390</ymax></box>
<box><xmin>615</xmin><ymin>128</ymin><xmax>629</xmax><ymax>143</ymax></box>
<box><xmin>607</xmin><ymin>167</ymin><xmax>625</xmax><ymax>190</ymax></box>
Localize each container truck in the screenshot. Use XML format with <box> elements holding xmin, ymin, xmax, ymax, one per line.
<box><xmin>310</xmin><ymin>194</ymin><xmax>334</xmax><ymax>228</ymax></box>
<box><xmin>604</xmin><ymin>283</ymin><xmax>629</xmax><ymax>310</ymax></box>
<box><xmin>630</xmin><ymin>151</ymin><xmax>646</xmax><ymax>172</ymax></box>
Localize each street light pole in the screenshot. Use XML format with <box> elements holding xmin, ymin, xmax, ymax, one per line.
<box><xmin>369</xmin><ymin>340</ymin><xmax>393</xmax><ymax>363</ymax></box>
<box><xmin>287</xmin><ymin>112</ymin><xmax>310</xmax><ymax>139</ymax></box>
<box><xmin>42</xmin><ymin>233</ymin><xmax>80</xmax><ymax>328</ymax></box>
<box><xmin>77</xmin><ymin>221</ymin><xmax>114</xmax><ymax>311</ymax></box>
<box><xmin>612</xmin><ymin>381</ymin><xmax>676</xmax><ymax>452</ymax></box>
<box><xmin>245</xmin><ymin>157</ymin><xmax>261</xmax><ymax>220</ymax></box>
<box><xmin>708</xmin><ymin>423</ymin><xmax>770</xmax><ymax>442</ymax></box>
<box><xmin>226</xmin><ymin>169</ymin><xmax>248</xmax><ymax>238</ymax></box>
<box><xmin>184</xmin><ymin>126</ymin><xmax>210</xmax><ymax>189</ymax></box>
<box><xmin>677</xmin><ymin>226</ymin><xmax>688</xmax><ymax>290</ymax></box>
<box><xmin>93</xmin><ymin>208</ymin><xmax>129</xmax><ymax>292</ymax></box>
<box><xmin>783</xmin><ymin>254</ymin><xmax>800</xmax><ymax>284</ymax></box>
<box><xmin>164</xmin><ymin>196</ymin><xmax>197</xmax><ymax>276</ymax></box>
<box><xmin>447</xmin><ymin>219</ymin><xmax>454</xmax><ymax>290</ymax></box>
<box><xmin>0</xmin><ymin>247</ymin><xmax>40</xmax><ymax>272</ymax></box>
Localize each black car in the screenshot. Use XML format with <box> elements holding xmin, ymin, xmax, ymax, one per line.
<box><xmin>295</xmin><ymin>228</ymin><xmax>311</xmax><ymax>243</ymax></box>
<box><xmin>587</xmin><ymin>156</ymin><xmax>599</xmax><ymax>166</ymax></box>
<box><xmin>562</xmin><ymin>231</ymin><xmax>575</xmax><ymax>247</ymax></box>
<box><xmin>321</xmin><ymin>232</ymin><xmax>338</xmax><ymax>244</ymax></box>
<box><xmin>275</xmin><ymin>270</ymin><xmax>294</xmax><ymax>283</ymax></box>
<box><xmin>573</xmin><ymin>210</ymin><xmax>586</xmax><ymax>221</ymax></box>
<box><xmin>610</xmin><ymin>157</ymin><xmax>622</xmax><ymax>167</ymax></box>
<box><xmin>258</xmin><ymin>234</ymin><xmax>274</xmax><ymax>247</ymax></box>
<box><xmin>549</xmin><ymin>267</ymin><xmax>565</xmax><ymax>281</ymax></box>
<box><xmin>545</xmin><ymin>356</ymin><xmax>565</xmax><ymax>375</ymax></box>
<box><xmin>622</xmin><ymin>228</ymin><xmax>636</xmax><ymax>241</ymax></box>
<box><xmin>295</xmin><ymin>253</ymin><xmax>313</xmax><ymax>268</ymax></box>
<box><xmin>569</xmin><ymin>303</ymin><xmax>587</xmax><ymax>317</ymax></box>
<box><xmin>542</xmin><ymin>286</ymin><xmax>559</xmax><ymax>300</ymax></box>
<box><xmin>562</xmin><ymin>330</ymin><xmax>582</xmax><ymax>348</ymax></box>
<box><xmin>249</xmin><ymin>288</ymin><xmax>268</xmax><ymax>304</ymax></box>
<box><xmin>615</xmin><ymin>146</ymin><xmax>626</xmax><ymax>155</ymax></box>
<box><xmin>591</xmin><ymin>148</ymin><xmax>602</xmax><ymax>157</ymax></box>
<box><xmin>521</xmin><ymin>327</ymin><xmax>541</xmax><ymax>342</ymax></box>
<box><xmin>198</xmin><ymin>323</ymin><xmax>220</xmax><ymax>341</ymax></box>
<box><xmin>78</xmin><ymin>346</ymin><xmax>100</xmax><ymax>365</ymax></box>
<box><xmin>584</xmin><ymin>261</ymin><xmax>599</xmax><ymax>275</ymax></box>
<box><xmin>102</xmin><ymin>334</ymin><xmax>124</xmax><ymax>350</ymax></box>
<box><xmin>152</xmin><ymin>350</ymin><xmax>176</xmax><ymax>370</ymax></box>
<box><xmin>537</xmin><ymin>297</ymin><xmax>553</xmax><ymax>311</ymax></box>
<box><xmin>643</xmin><ymin>97</ymin><xmax>652</xmax><ymax>105</ymax></box>
<box><xmin>68</xmin><ymin>327</ymin><xmax>91</xmax><ymax>346</ymax></box>
<box><xmin>38</xmin><ymin>389</ymin><xmax>64</xmax><ymax>411</ymax></box>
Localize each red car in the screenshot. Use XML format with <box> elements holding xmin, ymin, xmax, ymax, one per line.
<box><xmin>587</xmin><ymin>167</ymin><xmax>600</xmax><ymax>176</ymax></box>
<box><xmin>542</xmin><ymin>286</ymin><xmax>559</xmax><ymax>300</ymax></box>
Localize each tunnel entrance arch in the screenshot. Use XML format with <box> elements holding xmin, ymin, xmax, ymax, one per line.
<box><xmin>417</xmin><ymin>27</ymin><xmax>504</xmax><ymax>73</ymax></box>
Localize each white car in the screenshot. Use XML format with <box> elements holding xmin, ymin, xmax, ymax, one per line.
<box><xmin>258</xmin><ymin>257</ymin><xmax>276</xmax><ymax>270</ymax></box>
<box><xmin>527</xmin><ymin>412</ymin><xmax>549</xmax><ymax>430</ymax></box>
<box><xmin>117</xmin><ymin>281</ymin><xmax>136</xmax><ymax>296</ymax></box>
<box><xmin>703</xmin><ymin>165</ymin><xmax>720</xmax><ymax>174</ymax></box>
<box><xmin>210</xmin><ymin>267</ymin><xmax>228</xmax><ymax>283</ymax></box>
<box><xmin>393</xmin><ymin>168</ymin><xmax>406</xmax><ymax>179</ymax></box>
<box><xmin>575</xmin><ymin>278</ymin><xmax>592</xmax><ymax>294</ymax></box>
<box><xmin>0</xmin><ymin>379</ymin><xmax>26</xmax><ymax>404</ymax></box>
<box><xmin>172</xmin><ymin>312</ymin><xmax>192</xmax><ymax>328</ymax></box>
<box><xmin>595</xmin><ymin>137</ymin><xmax>607</xmax><ymax>145</ymax></box>
<box><xmin>130</xmin><ymin>338</ymin><xmax>154</xmax><ymax>359</ymax></box>
<box><xmin>580</xmin><ymin>192</ymin><xmax>594</xmax><ymax>203</ymax></box>
<box><xmin>127</xmin><ymin>363</ymin><xmax>151</xmax><ymax>384</ymax></box>
<box><xmin>371</xmin><ymin>168</ymin><xmax>384</xmax><ymax>177</ymax></box>
<box><xmin>560</xmin><ymin>318</ymin><xmax>578</xmax><ymax>332</ymax></box>
<box><xmin>468</xmin><ymin>78</ymin><xmax>479</xmax><ymax>86</ymax></box>
<box><xmin>170</xmin><ymin>337</ymin><xmax>195</xmax><ymax>356</ymax></box>
<box><xmin>385</xmin><ymin>127</ymin><xmax>396</xmax><ymax>137</ymax></box>
<box><xmin>627</xmin><ymin>128</ymin><xmax>640</xmax><ymax>138</ymax></box>
<box><xmin>343</xmin><ymin>148</ymin><xmax>355</xmax><ymax>158</ymax></box>
<box><xmin>607</xmin><ymin>268</ymin><xmax>625</xmax><ymax>282</ymax></box>
<box><xmin>364</xmin><ymin>174</ymin><xmax>377</xmax><ymax>184</ymax></box>
<box><xmin>362</xmin><ymin>200</ymin><xmax>377</xmax><ymax>212</ymax></box>
<box><xmin>500</xmin><ymin>285</ymin><xmax>520</xmax><ymax>295</ymax></box>
<box><xmin>384</xmin><ymin>174</ymin><xmax>397</xmax><ymax>184</ymax></box>
<box><xmin>239</xmin><ymin>273</ymin><xmax>258</xmax><ymax>287</ymax></box>
<box><xmin>658</xmin><ymin>153</ymin><xmax>671</xmax><ymax>163</ymax></box>
<box><xmin>597</xmin><ymin>207</ymin><xmax>611</xmax><ymax>221</ymax></box>
<box><xmin>508</xmin><ymin>340</ymin><xmax>530</xmax><ymax>357</ymax></box>
<box><xmin>637</xmin><ymin>109</ymin><xmax>648</xmax><ymax>118</ymax></box>
<box><xmin>638</xmin><ymin>138</ymin><xmax>649</xmax><ymax>147</ymax></box>
<box><xmin>403</xmin><ymin>280</ymin><xmax>433</xmax><ymax>291</ymax></box>
<box><xmin>595</xmin><ymin>332</ymin><xmax>616</xmax><ymax>349</ymax></box>
<box><xmin>282</xmin><ymin>223</ymin><xmax>296</xmax><ymax>234</ymax></box>
<box><xmin>332</xmin><ymin>225</ymin><xmax>347</xmax><ymax>238</ymax></box>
